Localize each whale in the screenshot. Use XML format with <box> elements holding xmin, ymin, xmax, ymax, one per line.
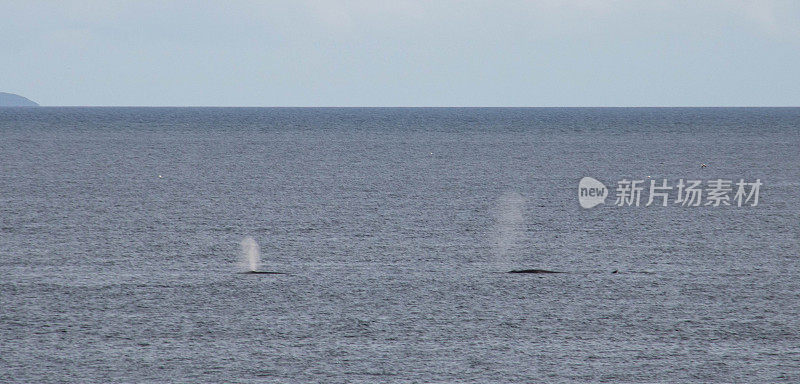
<box><xmin>240</xmin><ymin>271</ymin><xmax>285</xmax><ymax>275</ymax></box>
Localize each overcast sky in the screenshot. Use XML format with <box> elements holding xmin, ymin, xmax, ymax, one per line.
<box><xmin>2</xmin><ymin>1</ymin><xmax>799</xmax><ymax>106</ymax></box>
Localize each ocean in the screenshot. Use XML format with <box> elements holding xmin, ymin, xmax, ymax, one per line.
<box><xmin>1</xmin><ymin>107</ymin><xmax>799</xmax><ymax>382</ymax></box>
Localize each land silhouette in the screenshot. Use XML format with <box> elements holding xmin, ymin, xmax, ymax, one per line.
<box><xmin>0</xmin><ymin>92</ymin><xmax>38</xmax><ymax>106</ymax></box>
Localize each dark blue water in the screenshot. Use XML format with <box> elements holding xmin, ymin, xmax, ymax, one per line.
<box><xmin>2</xmin><ymin>108</ymin><xmax>799</xmax><ymax>382</ymax></box>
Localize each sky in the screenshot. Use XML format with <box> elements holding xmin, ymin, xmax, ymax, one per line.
<box><xmin>2</xmin><ymin>0</ymin><xmax>799</xmax><ymax>106</ymax></box>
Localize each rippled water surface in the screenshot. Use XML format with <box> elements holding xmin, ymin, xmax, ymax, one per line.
<box><xmin>1</xmin><ymin>108</ymin><xmax>799</xmax><ymax>382</ymax></box>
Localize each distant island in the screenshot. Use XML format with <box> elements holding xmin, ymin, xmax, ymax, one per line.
<box><xmin>0</xmin><ymin>92</ymin><xmax>39</xmax><ymax>107</ymax></box>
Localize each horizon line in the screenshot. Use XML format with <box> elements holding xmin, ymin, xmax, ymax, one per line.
<box><xmin>15</xmin><ymin>105</ymin><xmax>800</xmax><ymax>108</ymax></box>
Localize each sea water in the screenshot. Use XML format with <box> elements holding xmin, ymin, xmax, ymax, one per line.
<box><xmin>1</xmin><ymin>107</ymin><xmax>799</xmax><ymax>382</ymax></box>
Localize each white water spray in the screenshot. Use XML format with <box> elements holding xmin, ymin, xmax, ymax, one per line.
<box><xmin>491</xmin><ymin>192</ymin><xmax>526</xmax><ymax>267</ymax></box>
<box><xmin>240</xmin><ymin>237</ymin><xmax>260</xmax><ymax>272</ymax></box>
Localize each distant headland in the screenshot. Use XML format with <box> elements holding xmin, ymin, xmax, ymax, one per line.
<box><xmin>0</xmin><ymin>92</ymin><xmax>39</xmax><ymax>107</ymax></box>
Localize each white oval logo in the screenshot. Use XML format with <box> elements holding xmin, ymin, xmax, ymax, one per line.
<box><xmin>578</xmin><ymin>177</ymin><xmax>608</xmax><ymax>209</ymax></box>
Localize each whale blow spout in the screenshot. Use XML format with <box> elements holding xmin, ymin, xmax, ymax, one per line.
<box><xmin>239</xmin><ymin>237</ymin><xmax>283</xmax><ymax>275</ymax></box>
<box><xmin>241</xmin><ymin>237</ymin><xmax>261</xmax><ymax>272</ymax></box>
